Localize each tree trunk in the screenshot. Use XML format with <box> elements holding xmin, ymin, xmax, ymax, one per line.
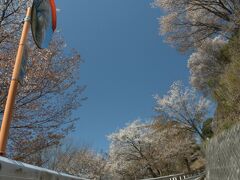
<box><xmin>147</xmin><ymin>167</ymin><xmax>157</xmax><ymax>177</ymax></box>
<box><xmin>184</xmin><ymin>158</ymin><xmax>191</xmax><ymax>172</ymax></box>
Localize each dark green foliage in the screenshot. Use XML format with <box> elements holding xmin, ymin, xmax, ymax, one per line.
<box><xmin>212</xmin><ymin>32</ymin><xmax>240</xmax><ymax>133</ymax></box>
<box><xmin>202</xmin><ymin>118</ymin><xmax>214</xmax><ymax>139</ymax></box>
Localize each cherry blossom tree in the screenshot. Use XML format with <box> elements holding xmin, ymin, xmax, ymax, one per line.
<box><xmin>107</xmin><ymin>120</ymin><xmax>161</xmax><ymax>179</ymax></box>
<box><xmin>188</xmin><ymin>37</ymin><xmax>227</xmax><ymax>95</ymax></box>
<box><xmin>49</xmin><ymin>144</ymin><xmax>107</xmax><ymax>179</ymax></box>
<box><xmin>154</xmin><ymin>81</ymin><xmax>210</xmax><ymax>140</ymax></box>
<box><xmin>38</xmin><ymin>141</ymin><xmax>108</xmax><ymax>179</ymax></box>
<box><xmin>107</xmin><ymin>120</ymin><xmax>200</xmax><ymax>179</ymax></box>
<box><xmin>0</xmin><ymin>0</ymin><xmax>85</xmax><ymax>164</ymax></box>
<box><xmin>0</xmin><ymin>36</ymin><xmax>86</xmax><ymax>165</ymax></box>
<box><xmin>0</xmin><ymin>0</ymin><xmax>28</xmax><ymax>45</ymax></box>
<box><xmin>151</xmin><ymin>120</ymin><xmax>203</xmax><ymax>173</ymax></box>
<box><xmin>152</xmin><ymin>0</ymin><xmax>240</xmax><ymax>52</ymax></box>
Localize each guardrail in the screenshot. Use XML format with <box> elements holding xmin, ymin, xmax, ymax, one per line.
<box><xmin>0</xmin><ymin>156</ymin><xmax>89</xmax><ymax>180</ymax></box>
<box><xmin>141</xmin><ymin>170</ymin><xmax>206</xmax><ymax>180</ymax></box>
<box><xmin>0</xmin><ymin>156</ymin><xmax>206</xmax><ymax>180</ymax></box>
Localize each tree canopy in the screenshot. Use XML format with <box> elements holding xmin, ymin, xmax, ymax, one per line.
<box><xmin>153</xmin><ymin>0</ymin><xmax>240</xmax><ymax>51</ymax></box>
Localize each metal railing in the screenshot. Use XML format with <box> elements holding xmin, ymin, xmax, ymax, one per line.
<box><xmin>0</xmin><ymin>156</ymin><xmax>89</xmax><ymax>180</ymax></box>
<box><xmin>141</xmin><ymin>169</ymin><xmax>206</xmax><ymax>180</ymax></box>
<box><xmin>0</xmin><ymin>155</ymin><xmax>206</xmax><ymax>180</ymax></box>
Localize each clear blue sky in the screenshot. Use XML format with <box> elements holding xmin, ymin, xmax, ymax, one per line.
<box><xmin>56</xmin><ymin>0</ymin><xmax>189</xmax><ymax>152</ymax></box>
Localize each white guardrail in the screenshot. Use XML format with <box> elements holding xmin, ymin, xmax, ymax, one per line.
<box><xmin>141</xmin><ymin>171</ymin><xmax>206</xmax><ymax>180</ymax></box>
<box><xmin>0</xmin><ymin>156</ymin><xmax>89</xmax><ymax>180</ymax></box>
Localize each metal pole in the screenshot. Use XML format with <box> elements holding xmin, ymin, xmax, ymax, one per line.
<box><xmin>0</xmin><ymin>7</ymin><xmax>32</xmax><ymax>156</ymax></box>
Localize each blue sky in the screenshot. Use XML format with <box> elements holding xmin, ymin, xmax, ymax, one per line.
<box><xmin>56</xmin><ymin>0</ymin><xmax>189</xmax><ymax>152</ymax></box>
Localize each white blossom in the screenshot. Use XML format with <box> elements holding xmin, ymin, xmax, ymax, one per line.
<box><xmin>154</xmin><ymin>81</ymin><xmax>210</xmax><ymax>140</ymax></box>
<box><xmin>107</xmin><ymin>119</ymin><xmax>198</xmax><ymax>178</ymax></box>
<box><xmin>188</xmin><ymin>37</ymin><xmax>226</xmax><ymax>95</ymax></box>
<box><xmin>152</xmin><ymin>0</ymin><xmax>239</xmax><ymax>51</ymax></box>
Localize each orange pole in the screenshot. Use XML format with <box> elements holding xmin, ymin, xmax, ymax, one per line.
<box><xmin>0</xmin><ymin>7</ymin><xmax>31</xmax><ymax>156</ymax></box>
